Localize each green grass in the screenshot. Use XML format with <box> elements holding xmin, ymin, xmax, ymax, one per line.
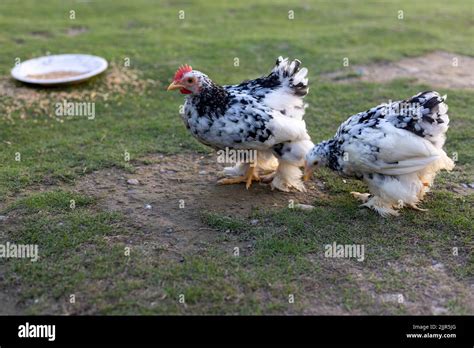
<box><xmin>5</xmin><ymin>190</ymin><xmax>95</xmax><ymax>213</ymax></box>
<box><xmin>0</xmin><ymin>0</ymin><xmax>473</xmax><ymax>314</ymax></box>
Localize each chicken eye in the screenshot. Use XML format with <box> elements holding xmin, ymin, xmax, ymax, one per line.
<box><xmin>187</xmin><ymin>78</ymin><xmax>194</xmax><ymax>84</ymax></box>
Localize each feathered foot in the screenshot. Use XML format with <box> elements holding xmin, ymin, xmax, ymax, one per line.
<box><xmin>270</xmin><ymin>162</ymin><xmax>306</xmax><ymax>192</ymax></box>
<box><xmin>218</xmin><ymin>165</ymin><xmax>258</xmax><ymax>189</ymax></box>
<box><xmin>360</xmin><ymin>196</ymin><xmax>399</xmax><ymax>217</ymax></box>
<box><xmin>350</xmin><ymin>192</ymin><xmax>371</xmax><ymax>203</ymax></box>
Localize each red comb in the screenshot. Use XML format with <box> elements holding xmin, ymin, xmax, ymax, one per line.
<box><xmin>174</xmin><ymin>64</ymin><xmax>193</xmax><ymax>81</ymax></box>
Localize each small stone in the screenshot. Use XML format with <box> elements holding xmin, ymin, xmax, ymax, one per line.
<box><xmin>250</xmin><ymin>219</ymin><xmax>259</xmax><ymax>225</ymax></box>
<box><xmin>468</xmin><ymin>183</ymin><xmax>474</xmax><ymax>189</ymax></box>
<box><xmin>461</xmin><ymin>183</ymin><xmax>468</xmax><ymax>188</ymax></box>
<box><xmin>342</xmin><ymin>179</ymin><xmax>347</xmax><ymax>183</ymax></box>
<box><xmin>127</xmin><ymin>178</ymin><xmax>140</xmax><ymax>185</ymax></box>
<box><xmin>144</xmin><ymin>204</ymin><xmax>152</xmax><ymax>210</ymax></box>
<box><xmin>199</xmin><ymin>170</ymin><xmax>207</xmax><ymax>175</ymax></box>
<box><xmin>165</xmin><ymin>227</ymin><xmax>174</xmax><ymax>234</ymax></box>
<box><xmin>0</xmin><ymin>215</ymin><xmax>7</xmax><ymax>221</ymax></box>
<box><xmin>294</xmin><ymin>203</ymin><xmax>315</xmax><ymax>211</ymax></box>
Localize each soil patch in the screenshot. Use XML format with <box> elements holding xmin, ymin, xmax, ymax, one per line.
<box><xmin>72</xmin><ymin>153</ymin><xmax>324</xmax><ymax>259</ymax></box>
<box><xmin>323</xmin><ymin>51</ymin><xmax>474</xmax><ymax>90</ymax></box>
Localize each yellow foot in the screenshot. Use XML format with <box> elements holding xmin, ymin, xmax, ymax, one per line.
<box><xmin>218</xmin><ymin>176</ymin><xmax>248</xmax><ymax>185</ymax></box>
<box><xmin>217</xmin><ymin>165</ymin><xmax>259</xmax><ymax>189</ymax></box>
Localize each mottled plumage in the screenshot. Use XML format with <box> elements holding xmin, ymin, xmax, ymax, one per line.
<box><xmin>170</xmin><ymin>57</ymin><xmax>313</xmax><ymax>191</ymax></box>
<box><xmin>306</xmin><ymin>91</ymin><xmax>454</xmax><ymax>216</ymax></box>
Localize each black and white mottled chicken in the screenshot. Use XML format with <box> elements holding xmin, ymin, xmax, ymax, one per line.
<box><xmin>304</xmin><ymin>91</ymin><xmax>455</xmax><ymax>216</ymax></box>
<box><xmin>167</xmin><ymin>57</ymin><xmax>314</xmax><ymax>192</ymax></box>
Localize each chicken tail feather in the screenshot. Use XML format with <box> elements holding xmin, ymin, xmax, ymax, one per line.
<box><xmin>273</xmin><ymin>56</ymin><xmax>309</xmax><ymax>97</ymax></box>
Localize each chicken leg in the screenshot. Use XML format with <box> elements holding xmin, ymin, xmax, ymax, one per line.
<box><xmin>217</xmin><ymin>164</ymin><xmax>259</xmax><ymax>189</ymax></box>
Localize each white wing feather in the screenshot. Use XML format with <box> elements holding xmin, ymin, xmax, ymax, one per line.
<box><xmin>345</xmin><ymin>123</ymin><xmax>441</xmax><ymax>175</ymax></box>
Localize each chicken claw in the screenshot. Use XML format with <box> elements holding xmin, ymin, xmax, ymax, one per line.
<box><xmin>217</xmin><ymin>166</ymin><xmax>259</xmax><ymax>189</ymax></box>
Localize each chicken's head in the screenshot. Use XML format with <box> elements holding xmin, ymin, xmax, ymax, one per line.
<box><xmin>304</xmin><ymin>141</ymin><xmax>331</xmax><ymax>181</ymax></box>
<box><xmin>167</xmin><ymin>65</ymin><xmax>208</xmax><ymax>95</ymax></box>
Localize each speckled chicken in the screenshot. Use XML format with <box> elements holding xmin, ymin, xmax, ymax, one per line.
<box><xmin>167</xmin><ymin>57</ymin><xmax>314</xmax><ymax>191</ymax></box>
<box><xmin>305</xmin><ymin>91</ymin><xmax>455</xmax><ymax>216</ymax></box>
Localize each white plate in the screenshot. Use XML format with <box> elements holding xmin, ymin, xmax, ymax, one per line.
<box><xmin>11</xmin><ymin>54</ymin><xmax>108</xmax><ymax>85</ymax></box>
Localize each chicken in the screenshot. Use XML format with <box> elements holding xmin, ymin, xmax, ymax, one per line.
<box><xmin>167</xmin><ymin>57</ymin><xmax>313</xmax><ymax>191</ymax></box>
<box><xmin>304</xmin><ymin>91</ymin><xmax>455</xmax><ymax>216</ymax></box>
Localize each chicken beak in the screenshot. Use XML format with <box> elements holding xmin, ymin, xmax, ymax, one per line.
<box><xmin>303</xmin><ymin>162</ymin><xmax>313</xmax><ymax>181</ymax></box>
<box><xmin>167</xmin><ymin>81</ymin><xmax>185</xmax><ymax>91</ymax></box>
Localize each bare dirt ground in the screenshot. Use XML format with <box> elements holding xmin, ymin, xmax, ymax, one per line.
<box><xmin>323</xmin><ymin>51</ymin><xmax>474</xmax><ymax>89</ymax></box>
<box><xmin>73</xmin><ymin>153</ymin><xmax>324</xmax><ymax>259</ymax></box>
